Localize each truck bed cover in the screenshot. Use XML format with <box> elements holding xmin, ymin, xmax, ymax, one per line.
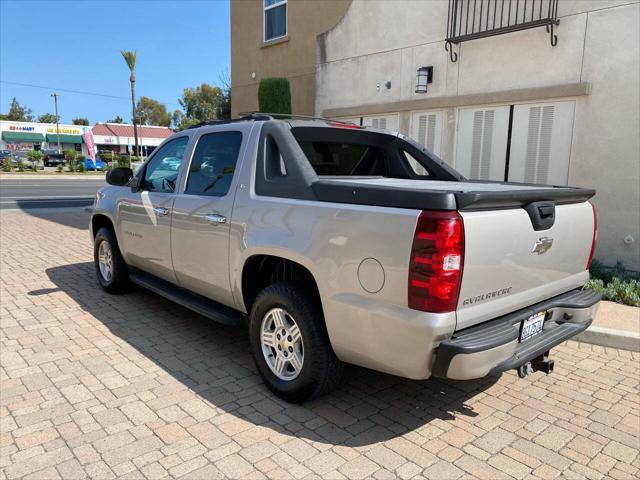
<box><xmin>311</xmin><ymin>178</ymin><xmax>595</xmax><ymax>211</ymax></box>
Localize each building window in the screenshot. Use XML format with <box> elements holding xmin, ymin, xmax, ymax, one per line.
<box><xmin>264</xmin><ymin>0</ymin><xmax>287</xmax><ymax>42</ymax></box>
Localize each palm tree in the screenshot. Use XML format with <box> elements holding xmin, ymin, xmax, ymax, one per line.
<box><xmin>121</xmin><ymin>50</ymin><xmax>140</xmax><ymax>157</ymax></box>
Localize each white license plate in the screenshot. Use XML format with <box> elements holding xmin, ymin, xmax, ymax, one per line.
<box><xmin>519</xmin><ymin>311</ymin><xmax>546</xmax><ymax>342</ymax></box>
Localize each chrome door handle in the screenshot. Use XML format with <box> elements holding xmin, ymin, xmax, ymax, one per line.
<box><xmin>153</xmin><ymin>207</ymin><xmax>170</xmax><ymax>216</ymax></box>
<box><xmin>205</xmin><ymin>214</ymin><xmax>227</xmax><ymax>224</ymax></box>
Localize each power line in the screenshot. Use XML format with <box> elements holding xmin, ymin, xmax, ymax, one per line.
<box><xmin>0</xmin><ymin>80</ymin><xmax>181</xmax><ymax>107</ymax></box>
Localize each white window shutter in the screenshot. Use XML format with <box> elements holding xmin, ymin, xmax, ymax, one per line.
<box><xmin>362</xmin><ymin>114</ymin><xmax>398</xmax><ymax>132</ymax></box>
<box><xmin>455</xmin><ymin>106</ymin><xmax>510</xmax><ymax>181</ymax></box>
<box><xmin>508</xmin><ymin>101</ymin><xmax>575</xmax><ymax>185</ymax></box>
<box><xmin>410</xmin><ymin>111</ymin><xmax>443</xmax><ymax>157</ymax></box>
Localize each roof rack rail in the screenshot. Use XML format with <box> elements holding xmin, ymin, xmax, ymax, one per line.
<box><xmin>248</xmin><ymin>112</ymin><xmax>358</xmax><ymax>124</ymax></box>
<box><xmin>187</xmin><ymin>112</ymin><xmax>359</xmax><ymax>130</ymax></box>
<box><xmin>187</xmin><ymin>113</ymin><xmax>273</xmax><ymax>129</ymax></box>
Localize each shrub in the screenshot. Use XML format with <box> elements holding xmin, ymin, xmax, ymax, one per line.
<box><xmin>116</xmin><ymin>155</ymin><xmax>131</xmax><ymax>168</ymax></box>
<box><xmin>587</xmin><ymin>260</ymin><xmax>640</xmax><ymax>307</ymax></box>
<box><xmin>64</xmin><ymin>150</ymin><xmax>77</xmax><ymax>172</ymax></box>
<box><xmin>26</xmin><ymin>150</ymin><xmax>43</xmax><ymax>170</ymax></box>
<box><xmin>56</xmin><ymin>164</ymin><xmax>64</xmax><ymax>173</ymax></box>
<box><xmin>258</xmin><ymin>77</ymin><xmax>291</xmax><ymax>115</ymax></box>
<box><xmin>2</xmin><ymin>160</ymin><xmax>13</xmax><ymax>172</ymax></box>
<box><xmin>76</xmin><ymin>156</ymin><xmax>87</xmax><ymax>173</ymax></box>
<box><xmin>17</xmin><ymin>160</ymin><xmax>25</xmax><ymax>172</ymax></box>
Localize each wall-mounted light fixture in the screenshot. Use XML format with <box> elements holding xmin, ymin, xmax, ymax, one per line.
<box><xmin>415</xmin><ymin>66</ymin><xmax>433</xmax><ymax>93</ymax></box>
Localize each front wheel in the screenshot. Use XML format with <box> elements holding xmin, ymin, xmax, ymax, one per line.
<box><xmin>249</xmin><ymin>282</ymin><xmax>343</xmax><ymax>403</ymax></box>
<box><xmin>94</xmin><ymin>227</ymin><xmax>130</xmax><ymax>293</ymax></box>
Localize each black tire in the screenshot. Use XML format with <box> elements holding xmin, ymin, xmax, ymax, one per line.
<box><xmin>94</xmin><ymin>227</ymin><xmax>130</xmax><ymax>293</ymax></box>
<box><xmin>249</xmin><ymin>282</ymin><xmax>343</xmax><ymax>403</ymax></box>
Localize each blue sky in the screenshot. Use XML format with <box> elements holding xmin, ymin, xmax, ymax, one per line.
<box><xmin>0</xmin><ymin>0</ymin><xmax>230</xmax><ymax>124</ymax></box>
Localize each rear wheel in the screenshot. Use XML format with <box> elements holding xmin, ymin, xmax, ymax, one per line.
<box><xmin>249</xmin><ymin>282</ymin><xmax>343</xmax><ymax>403</ymax></box>
<box><xmin>94</xmin><ymin>227</ymin><xmax>130</xmax><ymax>293</ymax></box>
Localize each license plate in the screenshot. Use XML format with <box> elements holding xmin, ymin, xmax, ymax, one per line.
<box><xmin>519</xmin><ymin>311</ymin><xmax>546</xmax><ymax>342</ymax></box>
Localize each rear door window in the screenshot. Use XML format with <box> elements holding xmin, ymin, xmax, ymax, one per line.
<box><xmin>297</xmin><ymin>141</ymin><xmax>388</xmax><ymax>176</ymax></box>
<box><xmin>186</xmin><ymin>131</ymin><xmax>243</xmax><ymax>196</ymax></box>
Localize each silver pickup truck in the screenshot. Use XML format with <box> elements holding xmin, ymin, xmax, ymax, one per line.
<box><xmin>90</xmin><ymin>114</ymin><xmax>600</xmax><ymax>402</ymax></box>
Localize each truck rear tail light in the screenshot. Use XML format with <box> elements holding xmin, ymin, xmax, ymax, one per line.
<box><xmin>587</xmin><ymin>202</ymin><xmax>597</xmax><ymax>269</ymax></box>
<box><xmin>408</xmin><ymin>211</ymin><xmax>464</xmax><ymax>313</ymax></box>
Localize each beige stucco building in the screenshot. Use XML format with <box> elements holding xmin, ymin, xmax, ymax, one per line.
<box><xmin>315</xmin><ymin>0</ymin><xmax>639</xmax><ymax>270</ymax></box>
<box><xmin>231</xmin><ymin>0</ymin><xmax>639</xmax><ymax>270</ymax></box>
<box><xmin>231</xmin><ymin>0</ymin><xmax>351</xmax><ymax>117</ymax></box>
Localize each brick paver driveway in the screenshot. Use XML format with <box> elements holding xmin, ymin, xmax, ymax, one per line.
<box><xmin>1</xmin><ymin>209</ymin><xmax>638</xmax><ymax>480</ymax></box>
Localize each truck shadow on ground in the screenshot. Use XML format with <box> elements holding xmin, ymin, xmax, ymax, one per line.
<box><xmin>39</xmin><ymin>262</ymin><xmax>502</xmax><ymax>447</ymax></box>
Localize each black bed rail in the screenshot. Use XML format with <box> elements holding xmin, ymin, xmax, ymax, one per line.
<box><xmin>445</xmin><ymin>0</ymin><xmax>560</xmax><ymax>61</ymax></box>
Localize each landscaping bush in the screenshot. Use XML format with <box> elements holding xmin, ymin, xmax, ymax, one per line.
<box><xmin>26</xmin><ymin>150</ymin><xmax>43</xmax><ymax>171</ymax></box>
<box><xmin>76</xmin><ymin>160</ymin><xmax>86</xmax><ymax>173</ymax></box>
<box><xmin>17</xmin><ymin>161</ymin><xmax>25</xmax><ymax>172</ymax></box>
<box><xmin>116</xmin><ymin>155</ymin><xmax>131</xmax><ymax>168</ymax></box>
<box><xmin>56</xmin><ymin>164</ymin><xmax>64</xmax><ymax>173</ymax></box>
<box><xmin>587</xmin><ymin>260</ymin><xmax>640</xmax><ymax>307</ymax></box>
<box><xmin>258</xmin><ymin>77</ymin><xmax>291</xmax><ymax>114</ymax></box>
<box><xmin>64</xmin><ymin>150</ymin><xmax>77</xmax><ymax>172</ymax></box>
<box><xmin>2</xmin><ymin>160</ymin><xmax>13</xmax><ymax>172</ymax></box>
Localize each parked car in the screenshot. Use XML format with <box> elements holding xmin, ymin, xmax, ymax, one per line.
<box><xmin>81</xmin><ymin>158</ymin><xmax>106</xmax><ymax>171</ymax></box>
<box><xmin>90</xmin><ymin>114</ymin><xmax>600</xmax><ymax>402</ymax></box>
<box><xmin>42</xmin><ymin>149</ymin><xmax>65</xmax><ymax>167</ymax></box>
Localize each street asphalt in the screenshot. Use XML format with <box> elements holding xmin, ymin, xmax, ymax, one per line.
<box><xmin>0</xmin><ymin>177</ymin><xmax>105</xmax><ymax>210</ymax></box>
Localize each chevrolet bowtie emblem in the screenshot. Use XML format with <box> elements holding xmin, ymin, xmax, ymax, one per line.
<box><xmin>532</xmin><ymin>237</ymin><xmax>553</xmax><ymax>255</ymax></box>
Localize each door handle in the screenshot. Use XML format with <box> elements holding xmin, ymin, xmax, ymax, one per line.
<box><xmin>153</xmin><ymin>207</ymin><xmax>170</xmax><ymax>216</ymax></box>
<box><xmin>205</xmin><ymin>214</ymin><xmax>227</xmax><ymax>225</ymax></box>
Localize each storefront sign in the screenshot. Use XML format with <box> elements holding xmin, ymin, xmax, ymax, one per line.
<box><xmin>84</xmin><ymin>130</ymin><xmax>96</xmax><ymax>160</ymax></box>
<box><xmin>8</xmin><ymin>125</ymin><xmax>35</xmax><ymax>131</ymax></box>
<box><xmin>6</xmin><ymin>143</ymin><xmax>34</xmax><ymax>151</ymax></box>
<box><xmin>46</xmin><ymin>127</ymin><xmax>81</xmax><ymax>134</ymax></box>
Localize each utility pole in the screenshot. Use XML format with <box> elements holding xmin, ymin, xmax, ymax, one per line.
<box><xmin>51</xmin><ymin>93</ymin><xmax>61</xmax><ymax>153</ymax></box>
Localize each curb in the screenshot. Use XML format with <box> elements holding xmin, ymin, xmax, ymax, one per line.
<box><xmin>575</xmin><ymin>326</ymin><xmax>640</xmax><ymax>352</ymax></box>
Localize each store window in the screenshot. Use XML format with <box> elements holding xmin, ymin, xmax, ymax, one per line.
<box><xmin>264</xmin><ymin>0</ymin><xmax>287</xmax><ymax>42</ymax></box>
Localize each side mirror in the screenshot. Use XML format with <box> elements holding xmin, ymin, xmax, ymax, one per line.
<box><xmin>106</xmin><ymin>167</ymin><xmax>133</xmax><ymax>186</ymax></box>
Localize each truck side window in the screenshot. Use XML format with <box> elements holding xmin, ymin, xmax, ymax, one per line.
<box><xmin>186</xmin><ymin>131</ymin><xmax>243</xmax><ymax>197</ymax></box>
<box><xmin>141</xmin><ymin>136</ymin><xmax>188</xmax><ymax>193</ymax></box>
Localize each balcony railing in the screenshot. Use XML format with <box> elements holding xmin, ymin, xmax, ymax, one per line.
<box><xmin>445</xmin><ymin>0</ymin><xmax>560</xmax><ymax>61</ymax></box>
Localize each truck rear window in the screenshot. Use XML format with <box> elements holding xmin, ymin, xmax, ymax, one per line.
<box><xmin>297</xmin><ymin>142</ymin><xmax>389</xmax><ymax>176</ymax></box>
<box><xmin>291</xmin><ymin>126</ymin><xmax>431</xmax><ymax>178</ymax></box>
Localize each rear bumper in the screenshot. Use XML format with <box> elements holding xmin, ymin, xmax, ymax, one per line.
<box><xmin>432</xmin><ymin>288</ymin><xmax>601</xmax><ymax>380</ymax></box>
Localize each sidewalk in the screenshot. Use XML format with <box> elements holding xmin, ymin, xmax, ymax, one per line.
<box><xmin>578</xmin><ymin>300</ymin><xmax>640</xmax><ymax>352</ymax></box>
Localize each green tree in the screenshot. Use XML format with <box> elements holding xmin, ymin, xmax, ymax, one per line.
<box><xmin>2</xmin><ymin>98</ymin><xmax>34</xmax><ymax>121</ymax></box>
<box><xmin>106</xmin><ymin>115</ymin><xmax>124</xmax><ymax>124</ymax></box>
<box><xmin>177</xmin><ymin>83</ymin><xmax>227</xmax><ymax>127</ymax></box>
<box><xmin>72</xmin><ymin>117</ymin><xmax>90</xmax><ymax>126</ymax></box>
<box><xmin>37</xmin><ymin>113</ymin><xmax>59</xmax><ymax>124</ymax></box>
<box><xmin>121</xmin><ymin>50</ymin><xmax>140</xmax><ymax>156</ymax></box>
<box><xmin>258</xmin><ymin>78</ymin><xmax>291</xmax><ymax>115</ymax></box>
<box><xmin>136</xmin><ymin>96</ymin><xmax>171</xmax><ymax>126</ymax></box>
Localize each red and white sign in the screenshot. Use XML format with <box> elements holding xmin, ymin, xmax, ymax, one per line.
<box><xmin>83</xmin><ymin>130</ymin><xmax>96</xmax><ymax>160</ymax></box>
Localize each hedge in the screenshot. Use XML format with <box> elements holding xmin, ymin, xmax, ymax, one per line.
<box><xmin>258</xmin><ymin>77</ymin><xmax>292</xmax><ymax>115</ymax></box>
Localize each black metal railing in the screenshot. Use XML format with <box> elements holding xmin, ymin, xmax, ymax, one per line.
<box><xmin>445</xmin><ymin>0</ymin><xmax>560</xmax><ymax>61</ymax></box>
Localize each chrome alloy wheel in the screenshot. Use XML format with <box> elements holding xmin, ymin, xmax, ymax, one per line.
<box><xmin>98</xmin><ymin>240</ymin><xmax>113</xmax><ymax>282</ymax></box>
<box><xmin>260</xmin><ymin>308</ymin><xmax>304</xmax><ymax>381</ymax></box>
